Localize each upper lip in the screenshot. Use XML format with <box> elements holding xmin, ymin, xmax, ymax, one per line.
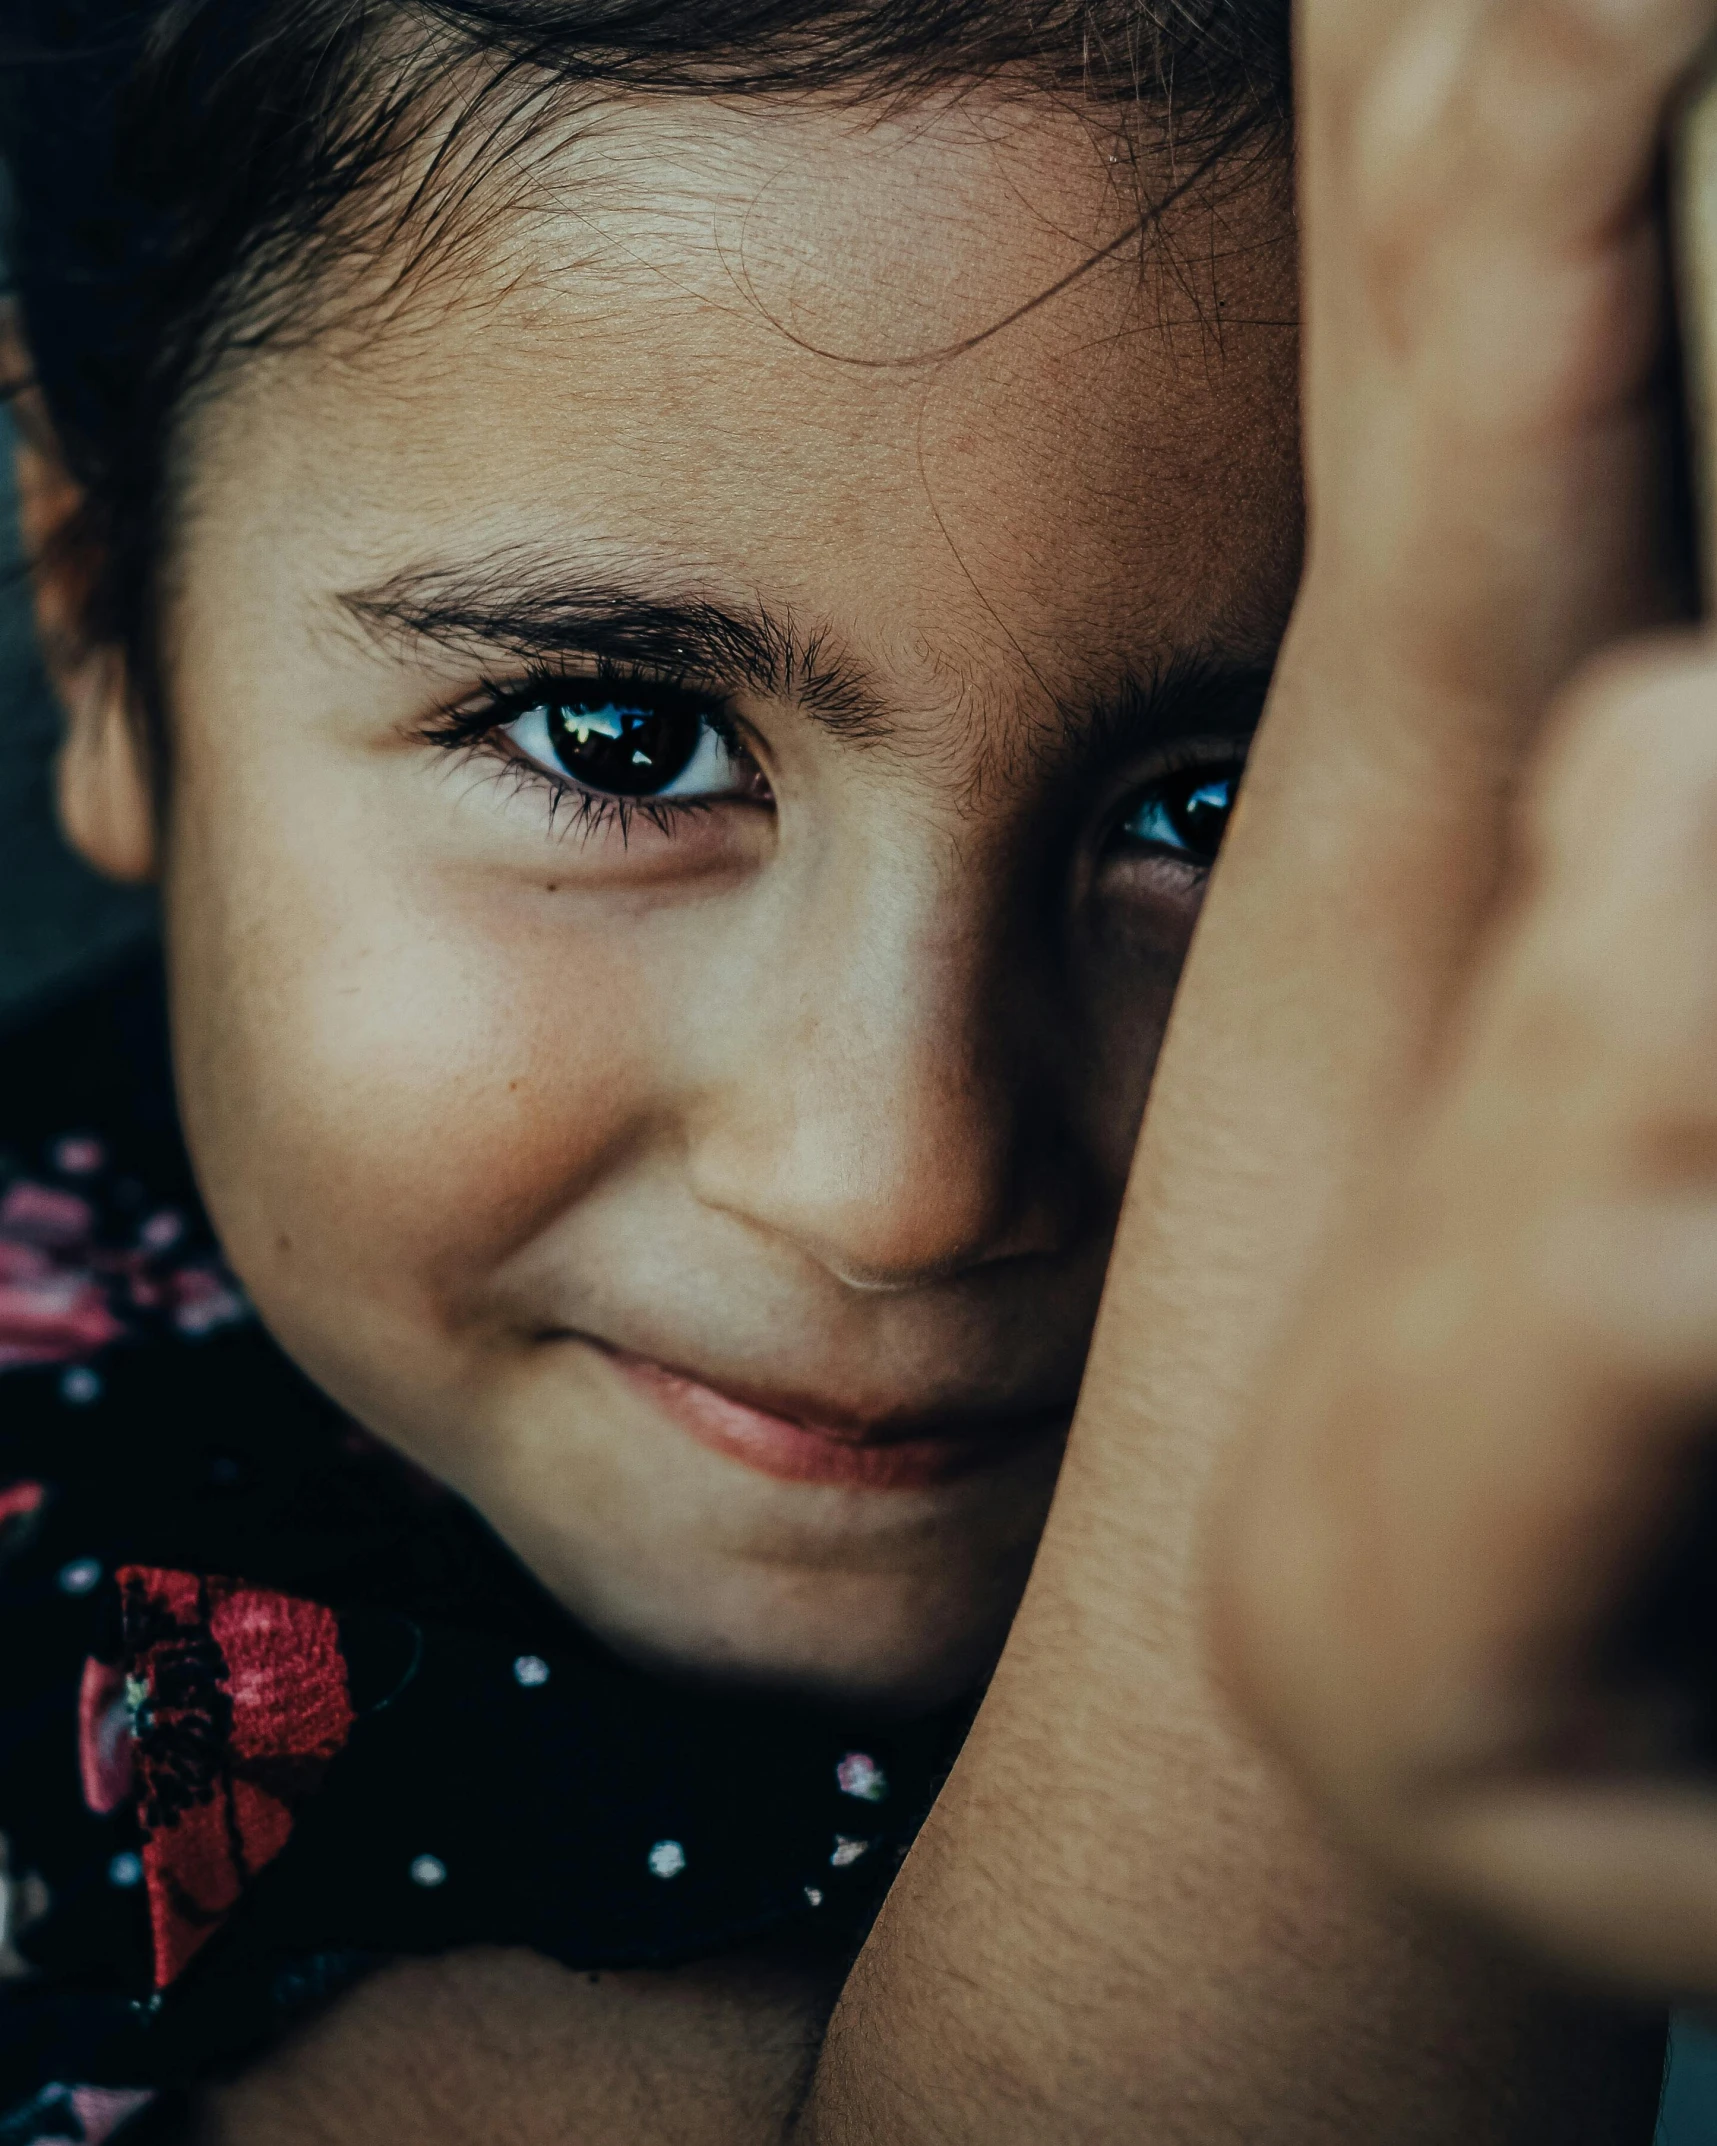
<box><xmin>581</xmin><ymin>1334</ymin><xmax>1076</xmax><ymax>1447</ymax></box>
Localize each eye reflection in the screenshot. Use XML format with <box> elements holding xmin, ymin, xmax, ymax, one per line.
<box><xmin>501</xmin><ymin>690</ymin><xmax>744</xmax><ymax>801</ymax></box>
<box><xmin>1120</xmin><ymin>767</ymin><xmax>1238</xmax><ymax>867</ymax></box>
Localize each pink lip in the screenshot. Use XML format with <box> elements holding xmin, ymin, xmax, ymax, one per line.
<box><xmin>605</xmin><ymin>1348</ymin><xmax>1060</xmax><ymax>1491</ymax></box>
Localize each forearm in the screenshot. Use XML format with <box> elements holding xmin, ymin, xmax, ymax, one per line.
<box><xmin>796</xmin><ymin>659</ymin><xmax>1665</xmax><ymax>2142</ymax></box>
<box><xmin>795</xmin><ymin>0</ymin><xmax>1713</xmax><ymax>2077</ymax></box>
<box><xmin>188</xmin><ymin>1944</ymin><xmax>839</xmax><ymax>2146</ymax></box>
<box><xmin>802</xmin><ymin>1389</ymin><xmax>1664</xmax><ymax>2144</ymax></box>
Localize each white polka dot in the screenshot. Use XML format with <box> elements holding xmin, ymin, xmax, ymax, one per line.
<box><xmin>512</xmin><ymin>1654</ymin><xmax>550</xmax><ymax>1688</ymax></box>
<box><xmin>409</xmin><ymin>1854</ymin><xmax>447</xmax><ymax>1888</ymax></box>
<box><xmin>835</xmin><ymin>1752</ymin><xmax>888</xmax><ymax>1802</ymax></box>
<box><xmin>830</xmin><ymin>1836</ymin><xmax>871</xmax><ymax>1869</ymax></box>
<box><xmin>803</xmin><ymin>1886</ymin><xmax>824</xmax><ymax>1908</ymax></box>
<box><xmin>107</xmin><ymin>1852</ymin><xmax>143</xmax><ymax>1889</ymax></box>
<box><xmin>53</xmin><ymin>1137</ymin><xmax>105</xmax><ymax>1176</ymax></box>
<box><xmin>57</xmin><ymin>1558</ymin><xmax>102</xmax><ymax>1595</ymax></box>
<box><xmin>647</xmin><ymin>1839</ymin><xmax>687</xmax><ymax>1880</ymax></box>
<box><xmin>59</xmin><ymin>1367</ymin><xmax>102</xmax><ymax>1407</ymax></box>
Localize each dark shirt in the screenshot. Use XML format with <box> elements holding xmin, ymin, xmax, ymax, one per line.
<box><xmin>0</xmin><ymin>961</ymin><xmax>966</xmax><ymax>2145</ymax></box>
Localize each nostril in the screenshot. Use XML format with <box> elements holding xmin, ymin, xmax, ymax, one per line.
<box><xmin>806</xmin><ymin>1215</ymin><xmax>1061</xmax><ymax>1293</ymax></box>
<box><xmin>685</xmin><ymin>966</ymin><xmax>1084</xmax><ymax>1289</ymax></box>
<box><xmin>691</xmin><ymin>1125</ymin><xmax>1076</xmax><ymax>1294</ymax></box>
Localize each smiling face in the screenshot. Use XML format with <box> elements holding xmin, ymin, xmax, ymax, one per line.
<box><xmin>52</xmin><ymin>89</ymin><xmax>1299</xmax><ymax>1710</ymax></box>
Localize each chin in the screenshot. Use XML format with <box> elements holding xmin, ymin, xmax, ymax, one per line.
<box><xmin>559</xmin><ymin>1553</ymin><xmax>1023</xmax><ymax>1717</ymax></box>
<box><xmin>274</xmin><ymin>1327</ymin><xmax>1056</xmax><ymax>1712</ymax></box>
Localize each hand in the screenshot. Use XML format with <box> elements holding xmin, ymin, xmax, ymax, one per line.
<box><xmin>1205</xmin><ymin>0</ymin><xmax>1717</xmax><ymax>2014</ymax></box>
<box><xmin>1214</xmin><ymin>630</ymin><xmax>1717</xmax><ymax>2000</ymax></box>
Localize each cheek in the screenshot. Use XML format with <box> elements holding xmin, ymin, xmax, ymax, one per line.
<box><xmin>1077</xmin><ymin>879</ymin><xmax>1208</xmax><ymax>1180</ymax></box>
<box><xmin>159</xmin><ymin>748</ymin><xmax>658</xmax><ymax>1344</ymax></box>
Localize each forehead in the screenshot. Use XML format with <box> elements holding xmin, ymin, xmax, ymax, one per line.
<box><xmin>175</xmin><ymin>89</ymin><xmax>1300</xmax><ymax>725</ymax></box>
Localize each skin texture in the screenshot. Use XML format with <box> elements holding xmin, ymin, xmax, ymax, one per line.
<box><xmin>190</xmin><ymin>1943</ymin><xmax>840</xmax><ymax>2146</ymax></box>
<box><xmin>23</xmin><ymin>26</ymin><xmax>1670</xmax><ymax>2146</ymax></box>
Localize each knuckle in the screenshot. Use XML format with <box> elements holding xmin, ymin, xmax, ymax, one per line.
<box><xmin>1523</xmin><ymin>637</ymin><xmax>1717</xmax><ymax>881</ymax></box>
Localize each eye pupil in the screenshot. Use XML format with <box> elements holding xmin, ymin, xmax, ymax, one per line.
<box><xmin>1172</xmin><ymin>775</ymin><xmax>1233</xmax><ymax>856</ymax></box>
<box><xmin>547</xmin><ymin>698</ymin><xmax>703</xmax><ymax>796</ymax></box>
<box><xmin>1119</xmin><ymin>766</ymin><xmax>1238</xmax><ymax>865</ymax></box>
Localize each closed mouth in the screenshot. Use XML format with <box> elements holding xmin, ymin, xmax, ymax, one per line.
<box><xmin>594</xmin><ymin>1342</ymin><xmax>1071</xmax><ymax>1490</ymax></box>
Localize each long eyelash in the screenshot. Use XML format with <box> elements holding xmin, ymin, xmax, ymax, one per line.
<box><xmin>420</xmin><ymin>659</ymin><xmax>741</xmax><ymax>846</ymax></box>
<box><xmin>467</xmin><ymin>755</ymin><xmax>716</xmax><ymax>848</ymax></box>
<box><xmin>1136</xmin><ymin>736</ymin><xmax>1252</xmax><ymax>785</ymax></box>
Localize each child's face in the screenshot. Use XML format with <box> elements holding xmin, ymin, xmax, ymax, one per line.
<box><xmin>81</xmin><ymin>95</ymin><xmax>1298</xmax><ymax>1708</ymax></box>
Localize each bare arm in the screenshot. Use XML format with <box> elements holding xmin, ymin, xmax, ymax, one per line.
<box><xmin>799</xmin><ymin>0</ymin><xmax>1701</xmax><ymax>2131</ymax></box>
<box><xmin>190</xmin><ymin>1943</ymin><xmax>840</xmax><ymax>2146</ymax></box>
<box><xmin>1203</xmin><ymin>28</ymin><xmax>1717</xmax><ymax>2031</ymax></box>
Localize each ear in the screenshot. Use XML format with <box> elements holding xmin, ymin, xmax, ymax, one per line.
<box><xmin>7</xmin><ymin>339</ymin><xmax>157</xmax><ymax>885</ymax></box>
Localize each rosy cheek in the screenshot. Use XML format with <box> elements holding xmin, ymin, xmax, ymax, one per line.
<box><xmin>167</xmin><ymin>795</ymin><xmax>662</xmax><ymax>1345</ymax></box>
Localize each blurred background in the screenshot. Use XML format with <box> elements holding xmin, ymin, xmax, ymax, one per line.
<box><xmin>2</xmin><ymin>416</ymin><xmax>1716</xmax><ymax>2143</ymax></box>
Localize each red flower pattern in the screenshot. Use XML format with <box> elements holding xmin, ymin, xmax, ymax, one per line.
<box><xmin>120</xmin><ymin>1569</ymin><xmax>355</xmax><ymax>1990</ymax></box>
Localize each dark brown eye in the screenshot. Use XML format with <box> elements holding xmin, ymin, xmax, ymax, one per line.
<box><xmin>540</xmin><ymin>695</ymin><xmax>703</xmax><ymax>797</ymax></box>
<box><xmin>1119</xmin><ymin>767</ymin><xmax>1238</xmax><ymax>866</ymax></box>
<box><xmin>497</xmin><ymin>686</ymin><xmax>747</xmax><ymax>800</ymax></box>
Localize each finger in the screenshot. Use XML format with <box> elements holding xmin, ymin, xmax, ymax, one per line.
<box><xmin>1414</xmin><ymin>1784</ymin><xmax>1717</xmax><ymax>1997</ymax></box>
<box><xmin>1291</xmin><ymin>0</ymin><xmax>1701</xmax><ymax>745</ymax></box>
<box><xmin>1305</xmin><ymin>0</ymin><xmax>1715</xmax><ymax>244</ymax></box>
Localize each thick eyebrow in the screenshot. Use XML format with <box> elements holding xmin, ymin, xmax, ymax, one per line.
<box><xmin>341</xmin><ymin>550</ymin><xmax>1279</xmax><ymax>765</ymax></box>
<box><xmin>1057</xmin><ymin>652</ymin><xmax>1277</xmax><ymax>763</ymax></box>
<box><xmin>340</xmin><ymin>551</ymin><xmax>892</xmax><ymax>742</ymax></box>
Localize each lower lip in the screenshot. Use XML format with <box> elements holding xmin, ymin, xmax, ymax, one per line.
<box><xmin>607</xmin><ymin>1350</ymin><xmax>1052</xmax><ymax>1490</ymax></box>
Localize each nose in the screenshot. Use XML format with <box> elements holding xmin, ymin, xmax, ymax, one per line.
<box><xmin>685</xmin><ymin>845</ymin><xmax>1082</xmax><ymax>1292</ymax></box>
